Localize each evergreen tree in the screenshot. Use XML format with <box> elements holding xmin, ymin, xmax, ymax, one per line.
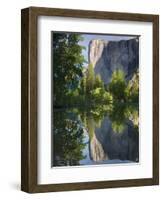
<box><xmin>109</xmin><ymin>69</ymin><xmax>127</xmax><ymax>101</ymax></box>
<box><xmin>53</xmin><ymin>33</ymin><xmax>85</xmax><ymax>107</ymax></box>
<box><xmin>86</xmin><ymin>63</ymin><xmax>95</xmax><ymax>95</ymax></box>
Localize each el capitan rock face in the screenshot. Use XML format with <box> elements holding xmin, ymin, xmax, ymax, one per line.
<box><xmin>88</xmin><ymin>38</ymin><xmax>139</xmax><ymax>84</ymax></box>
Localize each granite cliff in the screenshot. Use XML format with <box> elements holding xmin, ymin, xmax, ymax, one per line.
<box><xmin>88</xmin><ymin>38</ymin><xmax>139</xmax><ymax>84</ymax></box>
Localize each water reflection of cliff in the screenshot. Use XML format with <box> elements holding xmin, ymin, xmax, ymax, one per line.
<box><xmin>52</xmin><ymin>103</ymin><xmax>139</xmax><ymax>167</ymax></box>
<box><xmin>89</xmin><ymin>117</ymin><xmax>139</xmax><ymax>164</ymax></box>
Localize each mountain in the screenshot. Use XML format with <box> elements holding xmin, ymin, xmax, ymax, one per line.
<box><xmin>88</xmin><ymin>38</ymin><xmax>139</xmax><ymax>84</ymax></box>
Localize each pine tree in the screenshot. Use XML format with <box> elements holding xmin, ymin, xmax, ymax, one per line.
<box><xmin>86</xmin><ymin>63</ymin><xmax>95</xmax><ymax>95</ymax></box>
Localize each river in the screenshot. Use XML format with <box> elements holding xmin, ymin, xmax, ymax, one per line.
<box><xmin>52</xmin><ymin>103</ymin><xmax>139</xmax><ymax>167</ymax></box>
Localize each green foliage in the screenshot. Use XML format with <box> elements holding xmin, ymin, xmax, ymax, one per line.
<box><xmin>79</xmin><ymin>73</ymin><xmax>86</xmax><ymax>96</ymax></box>
<box><xmin>109</xmin><ymin>102</ymin><xmax>127</xmax><ymax>133</ymax></box>
<box><xmin>53</xmin><ymin>111</ymin><xmax>86</xmax><ymax>166</ymax></box>
<box><xmin>125</xmin><ymin>104</ymin><xmax>139</xmax><ymax>128</ymax></box>
<box><xmin>103</xmin><ymin>92</ymin><xmax>113</xmax><ymax>103</ymax></box>
<box><xmin>52</xmin><ymin>34</ymin><xmax>139</xmax><ymax>166</ymax></box>
<box><xmin>53</xmin><ymin>32</ymin><xmax>139</xmax><ymax>108</ymax></box>
<box><xmin>109</xmin><ymin>102</ymin><xmax>138</xmax><ymax>134</ymax></box>
<box><xmin>108</xmin><ymin>69</ymin><xmax>138</xmax><ymax>104</ymax></box>
<box><xmin>91</xmin><ymin>88</ymin><xmax>104</xmax><ymax>100</ymax></box>
<box><xmin>86</xmin><ymin>63</ymin><xmax>95</xmax><ymax>95</ymax></box>
<box><xmin>53</xmin><ymin>33</ymin><xmax>85</xmax><ymax>107</ymax></box>
<box><xmin>125</xmin><ymin>70</ymin><xmax>139</xmax><ymax>103</ymax></box>
<box><xmin>108</xmin><ymin>70</ymin><xmax>127</xmax><ymax>101</ymax></box>
<box><xmin>112</xmin><ymin>121</ymin><xmax>126</xmax><ymax>134</ymax></box>
<box><xmin>77</xmin><ymin>64</ymin><xmax>109</xmax><ymax>105</ymax></box>
<box><xmin>94</xmin><ymin>74</ymin><xmax>104</xmax><ymax>89</ymax></box>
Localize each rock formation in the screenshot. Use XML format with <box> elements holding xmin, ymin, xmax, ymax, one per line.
<box><xmin>88</xmin><ymin>38</ymin><xmax>139</xmax><ymax>84</ymax></box>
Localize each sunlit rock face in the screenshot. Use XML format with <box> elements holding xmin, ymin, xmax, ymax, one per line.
<box><xmin>89</xmin><ymin>40</ymin><xmax>106</xmax><ymax>67</ymax></box>
<box><xmin>89</xmin><ymin>39</ymin><xmax>139</xmax><ymax>84</ymax></box>
<box><xmin>90</xmin><ymin>134</ymin><xmax>108</xmax><ymax>161</ymax></box>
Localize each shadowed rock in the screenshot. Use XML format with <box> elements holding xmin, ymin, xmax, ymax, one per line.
<box><xmin>94</xmin><ymin>117</ymin><xmax>139</xmax><ymax>162</ymax></box>
<box><xmin>89</xmin><ymin>38</ymin><xmax>139</xmax><ymax>84</ymax></box>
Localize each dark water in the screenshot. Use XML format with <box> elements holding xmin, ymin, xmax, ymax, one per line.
<box><xmin>52</xmin><ymin>103</ymin><xmax>139</xmax><ymax>167</ymax></box>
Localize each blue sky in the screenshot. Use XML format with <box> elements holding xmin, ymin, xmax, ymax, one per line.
<box><xmin>78</xmin><ymin>34</ymin><xmax>138</xmax><ymax>62</ymax></box>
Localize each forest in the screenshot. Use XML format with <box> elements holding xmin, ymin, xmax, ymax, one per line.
<box><xmin>53</xmin><ymin>33</ymin><xmax>139</xmax><ymax>109</ymax></box>
<box><xmin>52</xmin><ymin>32</ymin><xmax>139</xmax><ymax>166</ymax></box>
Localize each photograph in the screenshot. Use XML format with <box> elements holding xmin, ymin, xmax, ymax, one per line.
<box><xmin>52</xmin><ymin>32</ymin><xmax>139</xmax><ymax>167</ymax></box>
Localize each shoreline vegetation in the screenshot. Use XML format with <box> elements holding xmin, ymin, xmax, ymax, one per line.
<box><xmin>53</xmin><ymin>33</ymin><xmax>139</xmax><ymax>109</ymax></box>
<box><xmin>53</xmin><ymin>58</ymin><xmax>139</xmax><ymax>108</ymax></box>
<box><xmin>53</xmin><ymin>66</ymin><xmax>139</xmax><ymax>109</ymax></box>
<box><xmin>52</xmin><ymin>32</ymin><xmax>139</xmax><ymax>166</ymax></box>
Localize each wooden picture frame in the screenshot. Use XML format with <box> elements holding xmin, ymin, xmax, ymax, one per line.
<box><xmin>21</xmin><ymin>7</ymin><xmax>159</xmax><ymax>193</ymax></box>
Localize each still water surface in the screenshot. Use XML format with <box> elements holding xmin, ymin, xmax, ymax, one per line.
<box><xmin>52</xmin><ymin>104</ymin><xmax>139</xmax><ymax>167</ymax></box>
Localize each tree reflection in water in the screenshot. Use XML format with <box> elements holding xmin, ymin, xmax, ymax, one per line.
<box><xmin>52</xmin><ymin>103</ymin><xmax>139</xmax><ymax>167</ymax></box>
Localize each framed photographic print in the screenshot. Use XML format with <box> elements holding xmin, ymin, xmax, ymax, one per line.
<box><xmin>21</xmin><ymin>7</ymin><xmax>159</xmax><ymax>193</ymax></box>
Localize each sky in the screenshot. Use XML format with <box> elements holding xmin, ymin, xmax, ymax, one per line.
<box><xmin>78</xmin><ymin>34</ymin><xmax>138</xmax><ymax>62</ymax></box>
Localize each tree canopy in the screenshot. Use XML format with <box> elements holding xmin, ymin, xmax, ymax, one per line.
<box><xmin>53</xmin><ymin>33</ymin><xmax>85</xmax><ymax>106</ymax></box>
